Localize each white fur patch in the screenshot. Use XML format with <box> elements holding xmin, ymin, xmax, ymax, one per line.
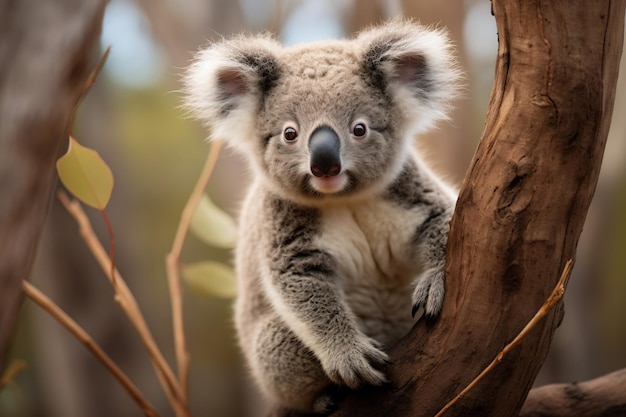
<box><xmin>316</xmin><ymin>198</ymin><xmax>427</xmax><ymax>346</ymax></box>
<box><xmin>182</xmin><ymin>36</ymin><xmax>281</xmax><ymax>155</ymax></box>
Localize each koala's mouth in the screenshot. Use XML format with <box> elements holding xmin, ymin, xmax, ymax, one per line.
<box><xmin>309</xmin><ymin>172</ymin><xmax>349</xmax><ymax>194</ymax></box>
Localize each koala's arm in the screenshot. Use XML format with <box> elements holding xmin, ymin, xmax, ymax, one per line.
<box><xmin>261</xmin><ymin>198</ymin><xmax>388</xmax><ymax>389</ymax></box>
<box><xmin>411</xmin><ymin>200</ymin><xmax>454</xmax><ymax>318</ymax></box>
<box><xmin>390</xmin><ymin>157</ymin><xmax>457</xmax><ymax>319</ymax></box>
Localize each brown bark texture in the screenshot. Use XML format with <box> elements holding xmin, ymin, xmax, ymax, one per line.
<box><xmin>520</xmin><ymin>368</ymin><xmax>626</xmax><ymax>417</ymax></box>
<box><xmin>272</xmin><ymin>0</ymin><xmax>625</xmax><ymax>416</ymax></box>
<box><xmin>0</xmin><ymin>0</ymin><xmax>106</xmax><ymax>368</ymax></box>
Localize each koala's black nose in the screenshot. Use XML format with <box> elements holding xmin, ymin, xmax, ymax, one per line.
<box><xmin>309</xmin><ymin>126</ymin><xmax>341</xmax><ymax>177</ymax></box>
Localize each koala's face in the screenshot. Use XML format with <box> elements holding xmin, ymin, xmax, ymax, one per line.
<box><xmin>185</xmin><ymin>21</ymin><xmax>459</xmax><ymax>203</ymax></box>
<box><xmin>257</xmin><ymin>45</ymin><xmax>405</xmax><ymax>201</ymax></box>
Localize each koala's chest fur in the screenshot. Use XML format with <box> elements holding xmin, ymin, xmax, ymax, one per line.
<box><xmin>244</xmin><ymin>183</ymin><xmax>428</xmax><ymax>346</ymax></box>
<box><xmin>316</xmin><ymin>200</ymin><xmax>420</xmax><ymax>345</ymax></box>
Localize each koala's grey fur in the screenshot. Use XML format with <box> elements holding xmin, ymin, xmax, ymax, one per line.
<box><xmin>184</xmin><ymin>20</ymin><xmax>461</xmax><ymax>413</ymax></box>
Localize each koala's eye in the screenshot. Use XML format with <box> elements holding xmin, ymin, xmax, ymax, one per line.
<box><xmin>283</xmin><ymin>127</ymin><xmax>298</xmax><ymax>143</ymax></box>
<box><xmin>352</xmin><ymin>123</ymin><xmax>367</xmax><ymax>138</ymax></box>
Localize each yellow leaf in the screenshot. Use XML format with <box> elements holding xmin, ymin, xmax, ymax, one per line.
<box><xmin>56</xmin><ymin>136</ymin><xmax>114</xmax><ymax>209</ymax></box>
<box><xmin>181</xmin><ymin>261</ymin><xmax>237</xmax><ymax>298</ymax></box>
<box><xmin>190</xmin><ymin>194</ymin><xmax>237</xmax><ymax>249</ymax></box>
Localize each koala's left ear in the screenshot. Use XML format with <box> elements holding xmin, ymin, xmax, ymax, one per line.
<box><xmin>358</xmin><ymin>20</ymin><xmax>462</xmax><ymax>133</ymax></box>
<box><xmin>183</xmin><ymin>35</ymin><xmax>282</xmax><ymax>153</ymax></box>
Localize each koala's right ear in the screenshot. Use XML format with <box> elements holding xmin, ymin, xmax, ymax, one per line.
<box><xmin>183</xmin><ymin>35</ymin><xmax>282</xmax><ymax>153</ymax></box>
<box><xmin>357</xmin><ymin>20</ymin><xmax>461</xmax><ymax>135</ymax></box>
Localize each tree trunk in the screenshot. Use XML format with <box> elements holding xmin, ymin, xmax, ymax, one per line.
<box><xmin>271</xmin><ymin>1</ymin><xmax>625</xmax><ymax>416</ymax></box>
<box><xmin>0</xmin><ymin>0</ymin><xmax>106</xmax><ymax>368</ymax></box>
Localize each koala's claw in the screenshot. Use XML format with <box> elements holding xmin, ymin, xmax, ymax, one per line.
<box><xmin>411</xmin><ymin>268</ymin><xmax>445</xmax><ymax>319</ymax></box>
<box><xmin>322</xmin><ymin>336</ymin><xmax>389</xmax><ymax>389</ymax></box>
<box><xmin>411</xmin><ymin>303</ymin><xmax>420</xmax><ymax>319</ymax></box>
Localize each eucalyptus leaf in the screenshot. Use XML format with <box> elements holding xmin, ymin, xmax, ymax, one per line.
<box><xmin>190</xmin><ymin>194</ymin><xmax>237</xmax><ymax>248</ymax></box>
<box><xmin>182</xmin><ymin>261</ymin><xmax>237</xmax><ymax>298</ymax></box>
<box><xmin>56</xmin><ymin>136</ymin><xmax>114</xmax><ymax>209</ymax></box>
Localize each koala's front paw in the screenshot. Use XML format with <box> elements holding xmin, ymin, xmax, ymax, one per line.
<box><xmin>321</xmin><ymin>335</ymin><xmax>389</xmax><ymax>389</ymax></box>
<box><xmin>412</xmin><ymin>267</ymin><xmax>445</xmax><ymax>319</ymax></box>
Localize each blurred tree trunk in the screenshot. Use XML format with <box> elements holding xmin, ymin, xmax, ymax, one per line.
<box><xmin>0</xmin><ymin>0</ymin><xmax>106</xmax><ymax>369</ymax></box>
<box><xmin>271</xmin><ymin>0</ymin><xmax>625</xmax><ymax>416</ymax></box>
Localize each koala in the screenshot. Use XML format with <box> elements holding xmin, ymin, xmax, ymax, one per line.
<box><xmin>184</xmin><ymin>20</ymin><xmax>460</xmax><ymax>414</ymax></box>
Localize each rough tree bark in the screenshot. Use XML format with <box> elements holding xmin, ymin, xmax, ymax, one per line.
<box><xmin>272</xmin><ymin>1</ymin><xmax>625</xmax><ymax>416</ymax></box>
<box><xmin>0</xmin><ymin>0</ymin><xmax>106</xmax><ymax>368</ymax></box>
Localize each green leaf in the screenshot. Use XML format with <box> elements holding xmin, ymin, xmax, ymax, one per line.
<box><xmin>56</xmin><ymin>136</ymin><xmax>114</xmax><ymax>209</ymax></box>
<box><xmin>190</xmin><ymin>194</ymin><xmax>237</xmax><ymax>249</ymax></box>
<box><xmin>181</xmin><ymin>261</ymin><xmax>237</xmax><ymax>298</ymax></box>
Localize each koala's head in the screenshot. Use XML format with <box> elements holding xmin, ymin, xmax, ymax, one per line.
<box><xmin>184</xmin><ymin>20</ymin><xmax>460</xmax><ymax>204</ymax></box>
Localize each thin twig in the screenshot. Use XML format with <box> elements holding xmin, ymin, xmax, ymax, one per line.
<box><xmin>433</xmin><ymin>259</ymin><xmax>574</xmax><ymax>417</ymax></box>
<box><xmin>68</xmin><ymin>46</ymin><xmax>111</xmax><ymax>133</ymax></box>
<box><xmin>57</xmin><ymin>191</ymin><xmax>191</xmax><ymax>417</ymax></box>
<box><xmin>100</xmin><ymin>208</ymin><xmax>117</xmax><ymax>289</ymax></box>
<box><xmin>165</xmin><ymin>140</ymin><xmax>223</xmax><ymax>399</ymax></box>
<box><xmin>23</xmin><ymin>280</ymin><xmax>161</xmax><ymax>417</ymax></box>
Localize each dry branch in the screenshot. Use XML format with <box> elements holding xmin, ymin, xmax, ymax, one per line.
<box><xmin>57</xmin><ymin>192</ymin><xmax>190</xmax><ymax>417</ymax></box>
<box><xmin>519</xmin><ymin>368</ymin><xmax>626</xmax><ymax>417</ymax></box>
<box><xmin>434</xmin><ymin>260</ymin><xmax>573</xmax><ymax>417</ymax></box>
<box><xmin>165</xmin><ymin>139</ymin><xmax>223</xmax><ymax>401</ymax></box>
<box><xmin>22</xmin><ymin>281</ymin><xmax>161</xmax><ymax>417</ymax></box>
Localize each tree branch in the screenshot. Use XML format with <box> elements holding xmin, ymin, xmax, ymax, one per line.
<box><xmin>434</xmin><ymin>260</ymin><xmax>573</xmax><ymax>417</ymax></box>
<box><xmin>165</xmin><ymin>139</ymin><xmax>223</xmax><ymax>402</ymax></box>
<box><xmin>520</xmin><ymin>368</ymin><xmax>626</xmax><ymax>417</ymax></box>
<box><xmin>57</xmin><ymin>192</ymin><xmax>191</xmax><ymax>417</ymax></box>
<box><xmin>22</xmin><ymin>281</ymin><xmax>161</xmax><ymax>417</ymax></box>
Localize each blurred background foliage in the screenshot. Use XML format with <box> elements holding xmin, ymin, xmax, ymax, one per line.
<box><xmin>1</xmin><ymin>0</ymin><xmax>624</xmax><ymax>416</ymax></box>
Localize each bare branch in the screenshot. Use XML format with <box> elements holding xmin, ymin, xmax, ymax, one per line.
<box><xmin>68</xmin><ymin>46</ymin><xmax>111</xmax><ymax>133</ymax></box>
<box><xmin>165</xmin><ymin>139</ymin><xmax>223</xmax><ymax>401</ymax></box>
<box><xmin>57</xmin><ymin>191</ymin><xmax>191</xmax><ymax>417</ymax></box>
<box><xmin>22</xmin><ymin>281</ymin><xmax>161</xmax><ymax>417</ymax></box>
<box><xmin>520</xmin><ymin>368</ymin><xmax>626</xmax><ymax>417</ymax></box>
<box><xmin>434</xmin><ymin>260</ymin><xmax>573</xmax><ymax>417</ymax></box>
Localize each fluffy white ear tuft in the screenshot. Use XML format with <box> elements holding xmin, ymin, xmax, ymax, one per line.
<box><xmin>357</xmin><ymin>20</ymin><xmax>463</xmax><ymax>134</ymax></box>
<box><xmin>183</xmin><ymin>35</ymin><xmax>282</xmax><ymax>154</ymax></box>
